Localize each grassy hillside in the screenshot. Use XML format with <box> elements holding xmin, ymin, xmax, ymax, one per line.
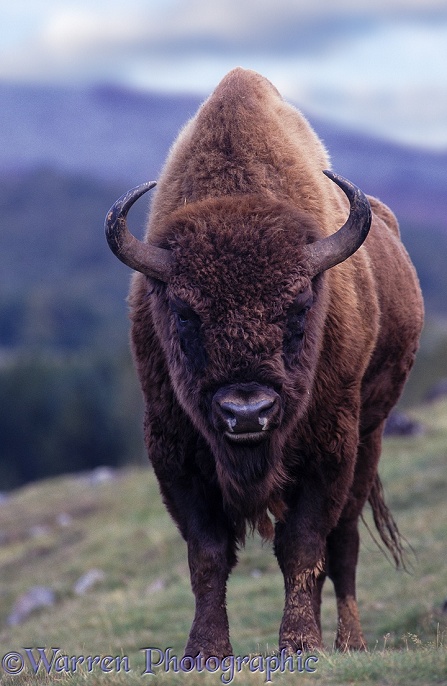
<box><xmin>0</xmin><ymin>402</ymin><xmax>446</xmax><ymax>685</ymax></box>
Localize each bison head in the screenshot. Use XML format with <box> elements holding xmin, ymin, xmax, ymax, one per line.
<box><xmin>105</xmin><ymin>172</ymin><xmax>371</xmax><ymax>533</ymax></box>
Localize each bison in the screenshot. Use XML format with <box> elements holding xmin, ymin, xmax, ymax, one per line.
<box><xmin>105</xmin><ymin>68</ymin><xmax>423</xmax><ymax>656</ymax></box>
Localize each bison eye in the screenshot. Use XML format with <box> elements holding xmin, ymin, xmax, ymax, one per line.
<box><xmin>176</xmin><ymin>312</ymin><xmax>190</xmax><ymax>326</ymax></box>
<box><xmin>170</xmin><ymin>300</ymin><xmax>199</xmax><ymax>332</ymax></box>
<box><xmin>169</xmin><ymin>298</ymin><xmax>207</xmax><ymax>371</ymax></box>
<box><xmin>283</xmin><ymin>291</ymin><xmax>313</xmax><ymax>356</ymax></box>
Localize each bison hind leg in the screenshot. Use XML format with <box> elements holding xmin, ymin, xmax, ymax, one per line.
<box><xmin>326</xmin><ymin>518</ymin><xmax>367</xmax><ymax>651</ymax></box>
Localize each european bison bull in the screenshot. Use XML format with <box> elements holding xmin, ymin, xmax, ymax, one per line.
<box><xmin>105</xmin><ymin>68</ymin><xmax>423</xmax><ymax>655</ymax></box>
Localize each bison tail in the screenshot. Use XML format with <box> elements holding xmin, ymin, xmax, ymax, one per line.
<box><xmin>365</xmin><ymin>474</ymin><xmax>409</xmax><ymax>570</ymax></box>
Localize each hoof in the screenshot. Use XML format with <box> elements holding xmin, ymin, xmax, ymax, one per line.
<box><xmin>279</xmin><ymin>635</ymin><xmax>322</xmax><ymax>654</ymax></box>
<box><xmin>184</xmin><ymin>640</ymin><xmax>233</xmax><ymax>661</ymax></box>
<box><xmin>335</xmin><ymin>637</ymin><xmax>367</xmax><ymax>652</ymax></box>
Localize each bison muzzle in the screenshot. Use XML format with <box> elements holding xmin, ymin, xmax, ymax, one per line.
<box><xmin>212</xmin><ymin>382</ymin><xmax>281</xmax><ymax>442</ymax></box>
<box><xmin>105</xmin><ymin>68</ymin><xmax>423</xmax><ymax>657</ymax></box>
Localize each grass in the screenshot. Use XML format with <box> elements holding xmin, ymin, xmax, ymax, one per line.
<box><xmin>1</xmin><ymin>402</ymin><xmax>447</xmax><ymax>685</ymax></box>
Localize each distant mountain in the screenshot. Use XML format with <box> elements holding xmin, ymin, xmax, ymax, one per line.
<box><xmin>0</xmin><ymin>81</ymin><xmax>446</xmax><ymax>328</ymax></box>
<box><xmin>310</xmin><ymin>115</ymin><xmax>447</xmax><ymax>229</ymax></box>
<box><xmin>1</xmin><ymin>81</ymin><xmax>445</xmax><ymax>229</ymax></box>
<box><xmin>0</xmin><ymin>82</ymin><xmax>200</xmax><ymax>187</ymax></box>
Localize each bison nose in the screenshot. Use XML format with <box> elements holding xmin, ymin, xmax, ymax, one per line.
<box><xmin>212</xmin><ymin>384</ymin><xmax>281</xmax><ymax>440</ymax></box>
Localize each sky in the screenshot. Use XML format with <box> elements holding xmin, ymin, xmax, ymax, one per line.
<box><xmin>1</xmin><ymin>0</ymin><xmax>446</xmax><ymax>149</ymax></box>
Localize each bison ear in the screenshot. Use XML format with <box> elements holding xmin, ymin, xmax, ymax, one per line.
<box><xmin>105</xmin><ymin>182</ymin><xmax>174</xmax><ymax>282</ymax></box>
<box><xmin>303</xmin><ymin>171</ymin><xmax>372</xmax><ymax>277</ymax></box>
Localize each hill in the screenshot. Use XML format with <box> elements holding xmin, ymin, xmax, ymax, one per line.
<box><xmin>0</xmin><ymin>168</ymin><xmax>136</xmax><ymax>350</ymax></box>
<box><xmin>0</xmin><ymin>82</ymin><xmax>200</xmax><ymax>186</ymax></box>
<box><xmin>0</xmin><ymin>80</ymin><xmax>445</xmax><ymax>227</ymax></box>
<box><xmin>0</xmin><ymin>78</ymin><xmax>446</xmax><ymax>338</ymax></box>
<box><xmin>1</xmin><ymin>81</ymin><xmax>446</xmax><ymax>326</ymax></box>
<box><xmin>0</xmin><ymin>401</ymin><xmax>446</xmax><ymax>685</ymax></box>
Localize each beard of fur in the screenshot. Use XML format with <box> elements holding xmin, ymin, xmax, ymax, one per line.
<box><xmin>212</xmin><ymin>431</ymin><xmax>288</xmax><ymax>541</ymax></box>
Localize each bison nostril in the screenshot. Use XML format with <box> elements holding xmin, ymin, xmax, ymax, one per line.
<box><xmin>258</xmin><ymin>401</ymin><xmax>275</xmax><ymax>429</ymax></box>
<box><xmin>221</xmin><ymin>407</ymin><xmax>237</xmax><ymax>431</ymax></box>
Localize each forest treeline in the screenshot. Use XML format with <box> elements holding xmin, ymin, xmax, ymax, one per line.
<box><xmin>1</xmin><ymin>168</ymin><xmax>148</xmax><ymax>489</ymax></box>
<box><xmin>1</xmin><ymin>167</ymin><xmax>446</xmax><ymax>490</ymax></box>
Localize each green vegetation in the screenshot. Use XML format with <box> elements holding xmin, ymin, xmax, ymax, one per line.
<box><xmin>402</xmin><ymin>316</ymin><xmax>447</xmax><ymax>407</ymax></box>
<box><xmin>0</xmin><ymin>349</ymin><xmax>144</xmax><ymax>490</ymax></box>
<box><xmin>400</xmin><ymin>222</ymin><xmax>447</xmax><ymax>319</ymax></box>
<box><xmin>0</xmin><ymin>401</ymin><xmax>446</xmax><ymax>685</ymax></box>
<box><xmin>0</xmin><ymin>167</ymin><xmax>142</xmax><ymax>351</ymax></box>
<box><xmin>0</xmin><ymin>168</ymin><xmax>149</xmax><ymax>489</ymax></box>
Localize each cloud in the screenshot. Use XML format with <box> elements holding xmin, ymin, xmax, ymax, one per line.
<box><xmin>4</xmin><ymin>0</ymin><xmax>447</xmax><ymax>67</ymax></box>
<box><xmin>266</xmin><ymin>20</ymin><xmax>447</xmax><ymax>148</ymax></box>
<box><xmin>40</xmin><ymin>9</ymin><xmax>144</xmax><ymax>53</ymax></box>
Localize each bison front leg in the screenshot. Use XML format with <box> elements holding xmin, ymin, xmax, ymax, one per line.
<box><xmin>151</xmin><ymin>447</ymin><xmax>237</xmax><ymax>658</ymax></box>
<box><xmin>184</xmin><ymin>532</ymin><xmax>235</xmax><ymax>659</ymax></box>
<box><xmin>274</xmin><ymin>516</ymin><xmax>325</xmax><ymax>652</ymax></box>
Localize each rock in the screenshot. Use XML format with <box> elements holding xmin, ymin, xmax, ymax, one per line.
<box><xmin>7</xmin><ymin>586</ymin><xmax>55</xmax><ymax>626</ymax></box>
<box><xmin>56</xmin><ymin>512</ymin><xmax>73</xmax><ymax>527</ymax></box>
<box><xmin>88</xmin><ymin>466</ymin><xmax>116</xmax><ymax>485</ymax></box>
<box><xmin>424</xmin><ymin>378</ymin><xmax>447</xmax><ymax>403</ymax></box>
<box><xmin>28</xmin><ymin>525</ymin><xmax>50</xmax><ymax>538</ymax></box>
<box><xmin>147</xmin><ymin>578</ymin><xmax>165</xmax><ymax>593</ymax></box>
<box><xmin>74</xmin><ymin>568</ymin><xmax>105</xmax><ymax>595</ymax></box>
<box><xmin>384</xmin><ymin>411</ymin><xmax>424</xmax><ymax>437</ymax></box>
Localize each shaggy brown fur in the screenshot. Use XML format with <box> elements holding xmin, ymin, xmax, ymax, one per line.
<box><xmin>114</xmin><ymin>69</ymin><xmax>423</xmax><ymax>656</ymax></box>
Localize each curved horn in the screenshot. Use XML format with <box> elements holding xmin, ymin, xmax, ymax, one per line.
<box><xmin>303</xmin><ymin>170</ymin><xmax>372</xmax><ymax>277</ymax></box>
<box><xmin>105</xmin><ymin>181</ymin><xmax>174</xmax><ymax>282</ymax></box>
